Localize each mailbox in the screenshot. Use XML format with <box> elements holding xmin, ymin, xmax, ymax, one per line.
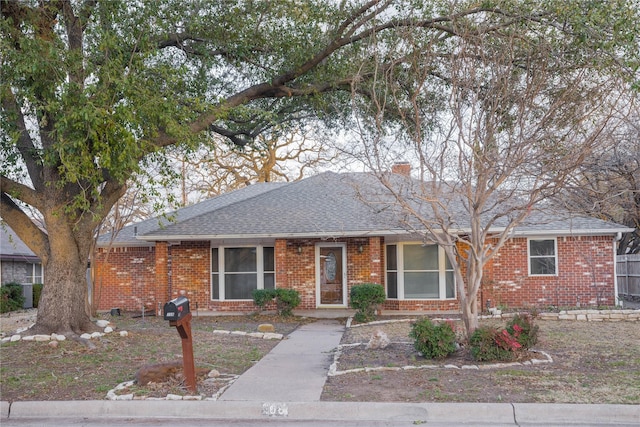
<box><xmin>163</xmin><ymin>296</ymin><xmax>190</xmax><ymax>321</ymax></box>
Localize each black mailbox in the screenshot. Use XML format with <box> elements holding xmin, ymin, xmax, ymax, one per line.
<box><xmin>163</xmin><ymin>296</ymin><xmax>190</xmax><ymax>321</ymax></box>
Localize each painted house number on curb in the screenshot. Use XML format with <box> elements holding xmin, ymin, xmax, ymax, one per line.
<box><xmin>262</xmin><ymin>402</ymin><xmax>288</xmax><ymax>417</ymax></box>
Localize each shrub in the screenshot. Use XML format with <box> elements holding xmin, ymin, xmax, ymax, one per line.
<box><xmin>506</xmin><ymin>314</ymin><xmax>539</xmax><ymax>349</ymax></box>
<box><xmin>251</xmin><ymin>288</ymin><xmax>300</xmax><ymax>317</ymax></box>
<box><xmin>274</xmin><ymin>288</ymin><xmax>301</xmax><ymax>317</ymax></box>
<box><xmin>0</xmin><ymin>282</ymin><xmax>25</xmax><ymax>314</ymax></box>
<box><xmin>349</xmin><ymin>283</ymin><xmax>386</xmax><ymax>323</ymax></box>
<box><xmin>252</xmin><ymin>289</ymin><xmax>276</xmax><ymax>311</ymax></box>
<box><xmin>469</xmin><ymin>326</ymin><xmax>514</xmax><ymax>362</ymax></box>
<box><xmin>410</xmin><ymin>318</ymin><xmax>457</xmax><ymax>359</ymax></box>
<box><xmin>32</xmin><ymin>283</ymin><xmax>43</xmax><ymax>308</ymax></box>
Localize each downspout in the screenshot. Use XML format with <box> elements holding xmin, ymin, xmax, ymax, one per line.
<box><xmin>614</xmin><ymin>232</ymin><xmax>622</xmax><ymax>307</ymax></box>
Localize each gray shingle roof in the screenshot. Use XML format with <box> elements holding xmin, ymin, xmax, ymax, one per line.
<box><xmin>99</xmin><ymin>171</ymin><xmax>632</xmax><ymax>245</ymax></box>
<box><xmin>139</xmin><ymin>172</ymin><xmax>398</xmax><ymax>240</ymax></box>
<box><xmin>98</xmin><ymin>182</ymin><xmax>287</xmax><ymax>245</ymax></box>
<box><xmin>1</xmin><ymin>223</ymin><xmax>39</xmax><ymax>260</ymax></box>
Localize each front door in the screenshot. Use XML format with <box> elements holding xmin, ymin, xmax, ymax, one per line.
<box><xmin>318</xmin><ymin>246</ymin><xmax>344</xmax><ymax>305</ymax></box>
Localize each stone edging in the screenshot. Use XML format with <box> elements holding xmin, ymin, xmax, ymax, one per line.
<box><xmin>212</xmin><ymin>329</ymin><xmax>284</xmax><ymax>340</ymax></box>
<box><xmin>345</xmin><ymin>309</ymin><xmax>640</xmax><ymax>329</ymax></box>
<box><xmin>106</xmin><ymin>374</ymin><xmax>240</xmax><ymax>401</ymax></box>
<box><xmin>532</xmin><ymin>309</ymin><xmax>640</xmax><ymax>322</ymax></box>
<box><xmin>328</xmin><ymin>342</ymin><xmax>553</xmax><ymax>377</ymax></box>
<box><xmin>0</xmin><ymin>319</ymin><xmax>128</xmax><ymax>344</ymax></box>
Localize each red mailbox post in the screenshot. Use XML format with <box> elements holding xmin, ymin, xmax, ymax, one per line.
<box><xmin>164</xmin><ymin>296</ymin><xmax>196</xmax><ymax>393</ymax></box>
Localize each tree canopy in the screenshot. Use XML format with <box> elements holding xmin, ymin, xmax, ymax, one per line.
<box><xmin>1</xmin><ymin>0</ymin><xmax>638</xmax><ymax>335</ymax></box>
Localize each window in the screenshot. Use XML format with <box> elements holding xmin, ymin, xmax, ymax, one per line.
<box><xmin>28</xmin><ymin>263</ymin><xmax>43</xmax><ymax>284</ymax></box>
<box><xmin>528</xmin><ymin>238</ymin><xmax>557</xmax><ymax>276</ymax></box>
<box><xmin>211</xmin><ymin>246</ymin><xmax>275</xmax><ymax>300</ymax></box>
<box><xmin>386</xmin><ymin>243</ymin><xmax>455</xmax><ymax>300</ymax></box>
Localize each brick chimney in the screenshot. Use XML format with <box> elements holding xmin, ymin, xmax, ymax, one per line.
<box><xmin>391</xmin><ymin>162</ymin><xmax>411</xmax><ymax>176</ymax></box>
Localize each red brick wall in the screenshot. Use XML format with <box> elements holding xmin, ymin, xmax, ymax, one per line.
<box><xmin>482</xmin><ymin>236</ymin><xmax>615</xmax><ymax>309</ymax></box>
<box><xmin>93</xmin><ymin>234</ymin><xmax>616</xmax><ymax>313</ymax></box>
<box><xmin>93</xmin><ymin>246</ymin><xmax>158</xmax><ymax>312</ymax></box>
<box><xmin>166</xmin><ymin>241</ymin><xmax>211</xmax><ymax>311</ymax></box>
<box><xmin>272</xmin><ymin>237</ymin><xmax>384</xmax><ymax>310</ymax></box>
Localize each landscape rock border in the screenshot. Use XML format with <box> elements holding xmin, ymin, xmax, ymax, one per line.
<box><xmin>328</xmin><ymin>341</ymin><xmax>553</xmax><ymax>377</ymax></box>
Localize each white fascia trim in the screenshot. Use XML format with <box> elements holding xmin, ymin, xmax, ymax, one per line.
<box><xmin>508</xmin><ymin>228</ymin><xmax>635</xmax><ymax>237</ymax></box>
<box><xmin>135</xmin><ymin>227</ymin><xmax>634</xmax><ymax>242</ymax></box>
<box><xmin>135</xmin><ymin>229</ymin><xmax>409</xmax><ymax>241</ymax></box>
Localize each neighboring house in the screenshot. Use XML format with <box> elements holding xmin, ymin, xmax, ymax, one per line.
<box><xmin>0</xmin><ymin>223</ymin><xmax>43</xmax><ymax>285</ymax></box>
<box><xmin>93</xmin><ymin>168</ymin><xmax>632</xmax><ymax>314</ymax></box>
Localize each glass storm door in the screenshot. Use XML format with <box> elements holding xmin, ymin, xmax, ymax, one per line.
<box><xmin>319</xmin><ymin>246</ymin><xmax>344</xmax><ymax>305</ymax></box>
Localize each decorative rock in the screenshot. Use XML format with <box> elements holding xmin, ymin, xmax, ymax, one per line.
<box><xmin>115</xmin><ymin>394</ymin><xmax>134</xmax><ymax>400</ymax></box>
<box><xmin>248</xmin><ymin>332</ymin><xmax>264</xmax><ymax>338</ymax></box>
<box><xmin>262</xmin><ymin>333</ymin><xmax>283</xmax><ymax>340</ymax></box>
<box><xmin>104</xmin><ymin>326</ymin><xmax>114</xmax><ymax>333</ymax></box>
<box><xmin>1</xmin><ymin>337</ymin><xmax>11</xmax><ymax>344</ymax></box>
<box><xmin>230</xmin><ymin>331</ymin><xmax>247</xmax><ymax>336</ymax></box>
<box><xmin>257</xmin><ymin>323</ymin><xmax>276</xmax><ymax>333</ymax></box>
<box><xmin>208</xmin><ymin>369</ymin><xmax>220</xmax><ymax>378</ymax></box>
<box><xmin>119</xmin><ymin>331</ymin><xmax>129</xmax><ymax>337</ymax></box>
<box><xmin>11</xmin><ymin>335</ymin><xmax>21</xmax><ymax>342</ymax></box>
<box><xmin>166</xmin><ymin>394</ymin><xmax>183</xmax><ymax>400</ymax></box>
<box><xmin>366</xmin><ymin>329</ymin><xmax>390</xmax><ymax>350</ymax></box>
<box><xmin>80</xmin><ymin>333</ymin><xmax>92</xmax><ymax>340</ymax></box>
<box><xmin>183</xmin><ymin>395</ymin><xmax>202</xmax><ymax>401</ymax></box>
<box><xmin>34</xmin><ymin>334</ymin><xmax>51</xmax><ymax>342</ymax></box>
<box><xmin>96</xmin><ymin>320</ymin><xmax>110</xmax><ymax>328</ymax></box>
<box><xmin>52</xmin><ymin>334</ymin><xmax>66</xmax><ymax>341</ymax></box>
<box><xmin>48</xmin><ymin>341</ymin><xmax>59</xmax><ymax>348</ymax></box>
<box><xmin>90</xmin><ymin>332</ymin><xmax>103</xmax><ymax>338</ymax></box>
<box><xmin>22</xmin><ymin>335</ymin><xmax>35</xmax><ymax>341</ymax></box>
<box><xmin>213</xmin><ymin>330</ymin><xmax>230</xmax><ymax>335</ymax></box>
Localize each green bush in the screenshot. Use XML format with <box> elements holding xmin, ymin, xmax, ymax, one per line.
<box><xmin>1</xmin><ymin>282</ymin><xmax>25</xmax><ymax>314</ymax></box>
<box><xmin>252</xmin><ymin>289</ymin><xmax>276</xmax><ymax>311</ymax></box>
<box><xmin>251</xmin><ymin>288</ymin><xmax>300</xmax><ymax>317</ymax></box>
<box><xmin>33</xmin><ymin>283</ymin><xmax>43</xmax><ymax>308</ymax></box>
<box><xmin>274</xmin><ymin>288</ymin><xmax>301</xmax><ymax>317</ymax></box>
<box><xmin>469</xmin><ymin>326</ymin><xmax>514</xmax><ymax>362</ymax></box>
<box><xmin>506</xmin><ymin>314</ymin><xmax>539</xmax><ymax>349</ymax></box>
<box><xmin>410</xmin><ymin>317</ymin><xmax>457</xmax><ymax>359</ymax></box>
<box><xmin>349</xmin><ymin>283</ymin><xmax>386</xmax><ymax>323</ymax></box>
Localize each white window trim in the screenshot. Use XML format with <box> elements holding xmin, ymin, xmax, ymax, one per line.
<box><xmin>527</xmin><ymin>237</ymin><xmax>558</xmax><ymax>276</ymax></box>
<box><xmin>211</xmin><ymin>245</ymin><xmax>274</xmax><ymax>301</ymax></box>
<box><xmin>29</xmin><ymin>262</ymin><xmax>43</xmax><ymax>284</ymax></box>
<box><xmin>387</xmin><ymin>242</ymin><xmax>455</xmax><ymax>300</ymax></box>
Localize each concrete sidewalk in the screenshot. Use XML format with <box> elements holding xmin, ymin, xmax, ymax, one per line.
<box><xmin>219</xmin><ymin>319</ymin><xmax>345</xmax><ymax>401</ymax></box>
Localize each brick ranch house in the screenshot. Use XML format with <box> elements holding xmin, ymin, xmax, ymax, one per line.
<box><xmin>93</xmin><ymin>170</ymin><xmax>632</xmax><ymax>315</ymax></box>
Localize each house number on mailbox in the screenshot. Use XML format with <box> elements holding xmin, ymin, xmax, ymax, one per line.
<box><xmin>325</xmin><ymin>252</ymin><xmax>337</xmax><ymax>281</ymax></box>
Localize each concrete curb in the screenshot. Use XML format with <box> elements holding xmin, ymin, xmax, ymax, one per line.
<box><xmin>513</xmin><ymin>403</ymin><xmax>640</xmax><ymax>425</ymax></box>
<box><xmin>3</xmin><ymin>400</ymin><xmax>639</xmax><ymax>424</ymax></box>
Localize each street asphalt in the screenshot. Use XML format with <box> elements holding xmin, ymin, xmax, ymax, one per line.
<box><xmin>2</xmin><ymin>312</ymin><xmax>639</xmax><ymax>425</ymax></box>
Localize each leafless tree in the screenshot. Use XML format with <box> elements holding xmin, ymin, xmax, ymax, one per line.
<box><xmin>559</xmin><ymin>103</ymin><xmax>640</xmax><ymax>254</ymax></box>
<box><xmin>175</xmin><ymin>128</ymin><xmax>338</xmax><ymax>202</ymax></box>
<box><xmin>353</xmin><ymin>21</ymin><xmax>633</xmax><ymax>336</ymax></box>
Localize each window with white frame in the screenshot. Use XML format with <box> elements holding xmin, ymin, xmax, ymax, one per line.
<box><xmin>211</xmin><ymin>246</ymin><xmax>275</xmax><ymax>300</ymax></box>
<box><xmin>386</xmin><ymin>243</ymin><xmax>455</xmax><ymax>299</ymax></box>
<box><xmin>28</xmin><ymin>263</ymin><xmax>43</xmax><ymax>284</ymax></box>
<box><xmin>528</xmin><ymin>238</ymin><xmax>557</xmax><ymax>276</ymax></box>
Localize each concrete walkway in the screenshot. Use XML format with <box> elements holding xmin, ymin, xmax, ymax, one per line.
<box><xmin>220</xmin><ymin>319</ymin><xmax>345</xmax><ymax>402</ymax></box>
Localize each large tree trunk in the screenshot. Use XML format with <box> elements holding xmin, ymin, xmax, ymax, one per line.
<box><xmin>31</xmin><ymin>214</ymin><xmax>97</xmax><ymax>336</ymax></box>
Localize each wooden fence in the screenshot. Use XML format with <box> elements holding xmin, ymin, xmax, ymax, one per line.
<box><xmin>617</xmin><ymin>254</ymin><xmax>640</xmax><ymax>298</ymax></box>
